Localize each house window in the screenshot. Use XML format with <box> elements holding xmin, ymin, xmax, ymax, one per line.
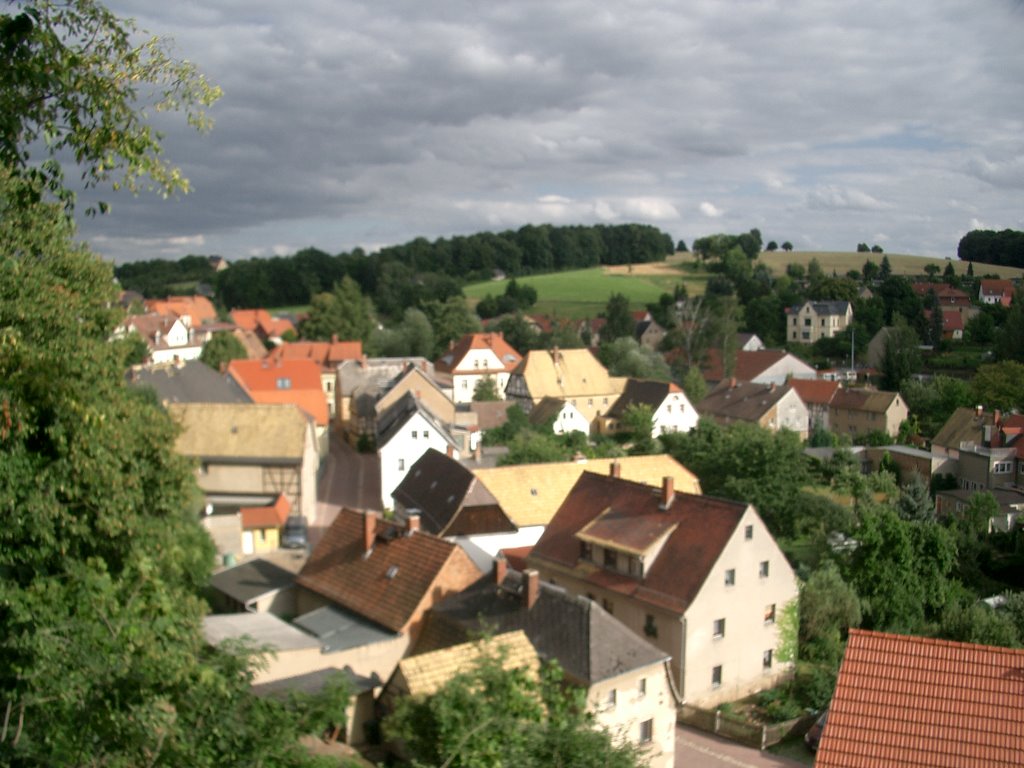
<box><xmin>764</xmin><ymin>604</ymin><xmax>776</xmax><ymax>624</ymax></box>
<box><xmin>724</xmin><ymin>568</ymin><xmax>735</xmax><ymax>586</ymax></box>
<box><xmin>606</xmin><ymin>688</ymin><xmax>617</xmax><ymax>708</ymax></box>
<box><xmin>744</xmin><ymin>524</ymin><xmax>753</xmax><ymax>540</ymax></box>
<box><xmin>711</xmin><ymin>665</ymin><xmax>722</xmax><ymax>688</ymax></box>
<box><xmin>713</xmin><ymin>618</ymin><xmax>725</xmax><ymax>638</ymax></box>
<box><xmin>580</xmin><ymin>541</ymin><xmax>593</xmax><ymax>561</ymax></box>
<box><xmin>644</xmin><ymin>614</ymin><xmax>658</xmax><ymax>638</ymax></box>
<box><xmin>638</xmin><ymin>678</ymin><xmax>647</xmax><ymax>697</ymax></box>
<box><xmin>763</xmin><ymin>649</ymin><xmax>773</xmax><ymax>670</ymax></box>
<box><xmin>461</xmin><ymin>380</ymin><xmax>468</xmax><ymax>389</ymax></box>
<box><xmin>412</xmin><ymin>430</ymin><xmax>418</xmax><ymax>439</ymax></box>
<box><xmin>759</xmin><ymin>561</ymin><xmax>770</xmax><ymax>578</ymax></box>
<box><xmin>604</xmin><ymin>548</ymin><xmax>618</xmax><ymax>568</ymax></box>
<box><xmin>276</xmin><ymin>377</ymin><xmax>291</xmax><ymax>389</ymax></box>
<box><xmin>423</xmin><ymin>430</ymin><xmax>429</xmax><ymax>439</ymax></box>
<box><xmin>627</xmin><ymin>556</ymin><xmax>643</xmax><ymax>577</ymax></box>
<box><xmin>588</xmin><ymin>398</ymin><xmax>593</xmax><ymax>406</ymax></box>
<box><xmin>398</xmin><ymin>458</ymin><xmax>405</xmax><ymax>471</ymax></box>
<box><xmin>639</xmin><ymin>719</ymin><xmax>653</xmax><ymax>743</ymax></box>
<box><xmin>995</xmin><ymin>462</ymin><xmax>1012</xmax><ymax>474</ymax></box>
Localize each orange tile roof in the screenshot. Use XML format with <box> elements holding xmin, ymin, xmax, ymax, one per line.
<box><xmin>226</xmin><ymin>358</ymin><xmax>329</xmax><ymax>426</ymax></box>
<box><xmin>435</xmin><ymin>332</ymin><xmax>522</xmax><ymax>374</ymax></box>
<box><xmin>789</xmin><ymin>378</ymin><xmax>840</xmax><ymax>406</ymax></box>
<box><xmin>230</xmin><ymin>309</ymin><xmax>296</xmax><ymax>339</ymax></box>
<box><xmin>266</xmin><ymin>340</ymin><xmax>363</xmax><ymax>369</ymax></box>
<box><xmin>240</xmin><ymin>494</ymin><xmax>291</xmax><ymax>529</ymax></box>
<box><xmin>296</xmin><ymin>508</ymin><xmax>481</xmax><ymax>633</ymax></box>
<box><xmin>146</xmin><ymin>295</ymin><xmax>217</xmax><ymax>325</ymax></box>
<box><xmin>817</xmin><ymin>629</ymin><xmax>1024</xmax><ymax>768</ymax></box>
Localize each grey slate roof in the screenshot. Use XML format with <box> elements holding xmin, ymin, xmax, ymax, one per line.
<box><xmin>129</xmin><ymin>360</ymin><xmax>252</xmax><ymax>405</ymax></box>
<box><xmin>605</xmin><ymin>379</ymin><xmax>673</xmax><ymax>418</ymax></box>
<box><xmin>293</xmin><ymin>604</ymin><xmax>399</xmax><ymax>653</ymax></box>
<box><xmin>392</xmin><ymin>448</ymin><xmax>503</xmax><ymax>534</ymax></box>
<box><xmin>416</xmin><ymin>570</ymin><xmax>668</xmax><ymax>686</ymax></box>
<box><xmin>208</xmin><ymin>558</ymin><xmax>295</xmax><ymax>605</ymax></box>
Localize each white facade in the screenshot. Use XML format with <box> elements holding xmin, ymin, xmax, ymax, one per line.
<box><xmin>550</xmin><ymin>402</ymin><xmax>590</xmax><ymax>436</ymax></box>
<box><xmin>451</xmin><ymin>347</ymin><xmax>513</xmax><ymax>404</ymax></box>
<box><xmin>751</xmin><ymin>355</ymin><xmax>817</xmax><ymax>385</ymax></box>
<box><xmin>769</xmin><ymin>388</ymin><xmax>811</xmax><ymax>436</ymax></box>
<box><xmin>651</xmin><ymin>391</ymin><xmax>699</xmax><ymax>437</ymax></box>
<box><xmin>379</xmin><ymin>412</ymin><xmax>459</xmax><ymax>508</ymax></box>
<box><xmin>588</xmin><ymin>665</ymin><xmax>676</xmax><ymax>768</ymax></box>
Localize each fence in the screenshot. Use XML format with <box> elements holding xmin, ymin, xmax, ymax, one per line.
<box><xmin>678</xmin><ymin>703</ymin><xmax>820</xmax><ymax>750</ymax></box>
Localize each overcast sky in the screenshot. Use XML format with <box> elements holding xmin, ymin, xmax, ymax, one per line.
<box><xmin>79</xmin><ymin>0</ymin><xmax>1024</xmax><ymax>264</ymax></box>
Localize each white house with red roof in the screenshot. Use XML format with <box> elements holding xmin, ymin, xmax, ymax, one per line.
<box><xmin>434</xmin><ymin>332</ymin><xmax>523</xmax><ymax>404</ymax></box>
<box><xmin>979</xmin><ymin>278</ymin><xmax>1016</xmax><ymax>306</ymax></box>
<box><xmin>229</xmin><ymin>308</ymin><xmax>297</xmax><ymax>344</ymax></box>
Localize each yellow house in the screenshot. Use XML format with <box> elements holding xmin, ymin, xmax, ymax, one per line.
<box><xmin>240</xmin><ymin>494</ymin><xmax>290</xmax><ymax>555</ymax></box>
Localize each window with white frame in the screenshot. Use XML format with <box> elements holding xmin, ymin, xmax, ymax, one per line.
<box><xmin>639</xmin><ymin>719</ymin><xmax>653</xmax><ymax>743</ymax></box>
<box><xmin>995</xmin><ymin>462</ymin><xmax>1012</xmax><ymax>474</ymax></box>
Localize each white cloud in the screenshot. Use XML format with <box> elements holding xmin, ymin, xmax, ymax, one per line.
<box><xmin>699</xmin><ymin>202</ymin><xmax>723</xmax><ymax>218</ymax></box>
<box><xmin>806</xmin><ymin>186</ymin><xmax>890</xmax><ymax>212</ymax></box>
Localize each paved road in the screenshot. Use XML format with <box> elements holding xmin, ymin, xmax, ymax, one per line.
<box><xmin>675</xmin><ymin>725</ymin><xmax>810</xmax><ymax>768</ymax></box>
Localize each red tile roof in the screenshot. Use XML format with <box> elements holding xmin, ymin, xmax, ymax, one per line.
<box><xmin>266</xmin><ymin>340</ymin><xmax>363</xmax><ymax>368</ymax></box>
<box><xmin>817</xmin><ymin>629</ymin><xmax>1024</xmax><ymax>768</ymax></box>
<box><xmin>229</xmin><ymin>309</ymin><xmax>296</xmax><ymax>339</ymax></box>
<box><xmin>240</xmin><ymin>494</ymin><xmax>291</xmax><ymax>529</ymax></box>
<box><xmin>789</xmin><ymin>378</ymin><xmax>841</xmax><ymax>406</ymax></box>
<box><xmin>529</xmin><ymin>472</ymin><xmax>748</xmax><ymax>614</ymax></box>
<box><xmin>226</xmin><ymin>358</ymin><xmax>329</xmax><ymax>426</ymax></box>
<box><xmin>296</xmin><ymin>508</ymin><xmax>480</xmax><ymax>633</ymax></box>
<box><xmin>434</xmin><ymin>332</ymin><xmax>522</xmax><ymax>375</ymax></box>
<box><xmin>146</xmin><ymin>295</ymin><xmax>217</xmax><ymax>326</ymax></box>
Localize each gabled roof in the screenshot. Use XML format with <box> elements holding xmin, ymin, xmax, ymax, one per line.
<box><xmin>529</xmin><ymin>472</ymin><xmax>749</xmax><ymax>615</ymax></box>
<box><xmin>605</xmin><ymin>379</ymin><xmax>683</xmax><ymax>418</ymax></box>
<box><xmin>240</xmin><ymin>494</ymin><xmax>291</xmax><ymax>530</ymax></box>
<box><xmin>227</xmin><ymin>358</ymin><xmax>329</xmax><ymax>426</ymax></box>
<box><xmin>375</xmin><ymin>392</ymin><xmax>459</xmax><ymax>450</ymax></box>
<box><xmin>391</xmin><ymin>449</ymin><xmax>512</xmax><ymax>536</ymax></box>
<box><xmin>698</xmin><ymin>380</ymin><xmax>795</xmax><ymax>423</ymax></box>
<box><xmin>473</xmin><ymin>455</ymin><xmax>702</xmax><ymax>528</ymax></box>
<box><xmin>701</xmin><ymin>348</ymin><xmax>815</xmax><ymax>385</ymax></box>
<box><xmin>434</xmin><ymin>332</ymin><xmax>522</xmax><ymax>375</ymax></box>
<box><xmin>979</xmin><ymin>278</ymin><xmax>1015</xmax><ymax>300</ymax></box>
<box><xmin>789</xmin><ymin>378</ymin><xmax>840</xmax><ymax>407</ymax></box>
<box><xmin>932</xmin><ymin>407</ymin><xmax>996</xmax><ymax>451</ymax></box>
<box><xmin>146</xmin><ymin>295</ymin><xmax>217</xmax><ymax>326</ymax></box>
<box><xmin>417</xmin><ymin>571</ymin><xmax>668</xmax><ymax>686</ymax></box>
<box><xmin>509</xmin><ymin>348</ymin><xmax>623</xmax><ymax>399</ymax></box>
<box><xmin>469</xmin><ymin>400</ymin><xmax>515</xmax><ymax>430</ymax></box>
<box><xmin>296</xmin><ymin>508</ymin><xmax>481</xmax><ymax>633</ymax></box>
<box><xmin>816</xmin><ymin>629</ymin><xmax>1024</xmax><ymax>768</ymax></box>
<box><xmin>337</xmin><ymin>357</ymin><xmax>434</xmax><ymax>397</ymax></box>
<box><xmin>393</xmin><ymin>631</ymin><xmax>539</xmax><ymax>698</ymax></box>
<box><xmin>229</xmin><ymin>309</ymin><xmax>296</xmax><ymax>339</ymax></box>
<box><xmin>266</xmin><ymin>339</ymin><xmax>364</xmax><ymax>369</ymax></box>
<box><xmin>170</xmin><ymin>402</ymin><xmax>313</xmax><ymax>461</ymax></box>
<box><xmin>829</xmin><ymin>388</ymin><xmax>902</xmax><ymax>414</ymax></box>
<box><xmin>789</xmin><ymin>300</ymin><xmax>852</xmax><ymax>316</ymax></box>
<box><xmin>527</xmin><ymin>396</ymin><xmax>572</xmax><ymax>426</ymax></box>
<box><xmin>208</xmin><ymin>558</ymin><xmax>296</xmax><ymax>605</ymax></box>
<box><xmin>123</xmin><ymin>313</ymin><xmax>189</xmax><ymax>349</ymax></box>
<box><xmin>129</xmin><ymin>360</ymin><xmax>252</xmax><ymax>405</ymax></box>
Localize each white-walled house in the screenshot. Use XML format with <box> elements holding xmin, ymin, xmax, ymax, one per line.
<box><xmin>528</xmin><ymin>396</ymin><xmax>591</xmax><ymax>436</ymax></box>
<box><xmin>434</xmin><ymin>332</ymin><xmax>523</xmax><ymax>404</ymax></box>
<box><xmin>528</xmin><ymin>472</ymin><xmax>799</xmax><ymax>707</ymax></box>
<box><xmin>601</xmin><ymin>379</ymin><xmax>698</xmax><ymax>438</ymax></box>
<box><xmin>377</xmin><ymin>393</ymin><xmax>461</xmax><ymax>508</ymax></box>
<box><xmin>116</xmin><ymin>313</ymin><xmax>203</xmax><ymax>363</ymax></box>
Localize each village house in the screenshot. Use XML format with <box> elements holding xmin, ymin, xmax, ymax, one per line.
<box><xmin>229</xmin><ymin>308</ymin><xmax>297</xmax><ymax>344</ymax></box>
<box><xmin>827</xmin><ymin>388</ymin><xmax>909</xmax><ymax>439</ymax></box>
<box><xmin>434</xmin><ymin>331</ymin><xmax>523</xmax><ymax>404</ymax></box>
<box><xmin>816</xmin><ymin>629</ymin><xmax>1024</xmax><ymax>767</ymax></box>
<box><xmin>701</xmin><ymin>348</ymin><xmax>817</xmax><ymax>388</ymax></box>
<box><xmin>505</xmin><ymin>347</ymin><xmax>626</xmax><ymax>427</ymax></box>
<box><xmin>698</xmin><ymin>380</ymin><xmax>810</xmax><ymax>439</ymax></box>
<box><xmin>527</xmin><ymin>396</ymin><xmax>591</xmax><ymax>436</ymax></box>
<box><xmin>789</xmin><ymin>378</ymin><xmax>841</xmax><ymax>434</ymax></box>
<box><xmin>528</xmin><ymin>472</ymin><xmax>799</xmax><ymax>707</ymax></box>
<box><xmin>634</xmin><ymin>317</ymin><xmax>667</xmax><ymax>351</ymax></box>
<box><xmin>207</xmin><ymin>556</ymin><xmax>298</xmax><ymax>615</ymax></box>
<box><xmin>146</xmin><ymin>294</ymin><xmax>218</xmax><ymax>328</ymax></box>
<box><xmin>128</xmin><ymin>359</ymin><xmax>252</xmax><ymax>405</ymax></box>
<box><xmin>978</xmin><ymin>278</ymin><xmax>1016</xmax><ymax>306</ymax></box>
<box><xmin>786</xmin><ymin>300</ymin><xmax>853</xmax><ymax>343</ymax></box>
<box><xmin>600</xmin><ymin>379</ymin><xmax>698</xmax><ymax>438</ymax></box>
<box><xmin>116</xmin><ymin>312</ymin><xmax>203</xmax><ymax>363</ymax></box>
<box><xmin>336</xmin><ymin>356</ymin><xmax>435</xmax><ymax>435</ymax></box>
<box><xmin>266</xmin><ymin>338</ymin><xmax>364</xmax><ymax>418</ymax></box>
<box><xmin>414</xmin><ymin>566</ymin><xmax>677</xmax><ymax>768</ymax></box>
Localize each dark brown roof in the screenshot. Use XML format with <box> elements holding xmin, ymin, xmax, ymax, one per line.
<box><xmin>817</xmin><ymin>629</ymin><xmax>1024</xmax><ymax>768</ymax></box>
<box><xmin>296</xmin><ymin>508</ymin><xmax>479</xmax><ymax>633</ymax></box>
<box><xmin>789</xmin><ymin>378</ymin><xmax>840</xmax><ymax>407</ymax></box>
<box><xmin>528</xmin><ymin>472</ymin><xmax>748</xmax><ymax>614</ymax></box>
<box><xmin>697</xmin><ymin>380</ymin><xmax>794</xmax><ymax>425</ymax></box>
<box><xmin>605</xmin><ymin>378</ymin><xmax>681</xmax><ymax>418</ymax></box>
<box><xmin>932</xmin><ymin>407</ymin><xmax>995</xmax><ymax>451</ymax></box>
<box><xmin>829</xmin><ymin>388</ymin><xmax>900</xmax><ymax>414</ymax></box>
<box><xmin>416</xmin><ymin>571</ymin><xmax>668</xmax><ymax>685</ymax></box>
<box><xmin>391</xmin><ymin>449</ymin><xmax>514</xmax><ymax>536</ymax></box>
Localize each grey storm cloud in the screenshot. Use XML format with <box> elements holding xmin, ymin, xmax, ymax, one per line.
<box><xmin>77</xmin><ymin>0</ymin><xmax>1024</xmax><ymax>263</ymax></box>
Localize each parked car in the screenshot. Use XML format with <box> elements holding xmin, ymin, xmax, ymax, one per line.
<box><xmin>280</xmin><ymin>515</ymin><xmax>309</xmax><ymax>549</ymax></box>
<box><xmin>805</xmin><ymin>710</ymin><xmax>828</xmax><ymax>751</ymax></box>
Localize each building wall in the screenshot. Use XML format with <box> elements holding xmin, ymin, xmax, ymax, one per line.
<box><xmin>829</xmin><ymin>400</ymin><xmax>907</xmax><ymax>439</ymax></box>
<box><xmin>451</xmin><ymin>348</ymin><xmax>512</xmax><ymax>403</ymax></box>
<box><xmin>652</xmin><ymin>392</ymin><xmax>699</xmax><ymax>437</ymax></box>
<box><xmin>551</xmin><ymin>404</ymin><xmax>590</xmax><ymax>436</ymax></box>
<box><xmin>586</xmin><ymin>664</ymin><xmax>676</xmax><ymax>768</ymax></box>
<box><xmin>787</xmin><ymin>304</ymin><xmax>851</xmax><ymax>344</ymax></box>
<box><xmin>379</xmin><ymin>413</ymin><xmax>459</xmax><ymax>507</ymax></box>
<box><xmin>253</xmin><ymin>633</ymin><xmax>409</xmax><ymax>690</ymax></box>
<box><xmin>402</xmin><ymin>547</ymin><xmax>483</xmax><ymax>643</ymax></box>
<box><xmin>376</xmin><ymin>372</ymin><xmax>455</xmax><ymax>424</ymax></box>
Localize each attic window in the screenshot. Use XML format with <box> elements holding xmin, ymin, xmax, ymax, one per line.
<box><xmin>276</xmin><ymin>377</ymin><xmax>292</xmax><ymax>390</ymax></box>
<box><xmin>530</xmin><ymin>488</ymin><xmax>538</xmax><ymax>496</ymax></box>
<box><xmin>386</xmin><ymin>565</ymin><xmax>399</xmax><ymax>580</ymax></box>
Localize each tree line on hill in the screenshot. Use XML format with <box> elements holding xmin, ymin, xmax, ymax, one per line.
<box><xmin>957</xmin><ymin>229</ymin><xmax>1024</xmax><ymax>268</ymax></box>
<box><xmin>115</xmin><ymin>223</ymin><xmax>674</xmax><ymax>320</ymax></box>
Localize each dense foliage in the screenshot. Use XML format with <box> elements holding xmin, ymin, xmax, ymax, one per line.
<box><xmin>957</xmin><ymin>229</ymin><xmax>1024</xmax><ymax>268</ymax></box>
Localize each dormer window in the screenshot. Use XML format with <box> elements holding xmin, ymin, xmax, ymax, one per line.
<box><xmin>604</xmin><ymin>549</ymin><xmax>617</xmax><ymax>569</ymax></box>
<box><xmin>276</xmin><ymin>377</ymin><xmax>291</xmax><ymax>390</ymax></box>
<box><xmin>580</xmin><ymin>541</ymin><xmax>593</xmax><ymax>561</ymax></box>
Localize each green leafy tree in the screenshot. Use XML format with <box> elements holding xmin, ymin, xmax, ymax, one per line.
<box><xmin>971</xmin><ymin>361</ymin><xmax>1024</xmax><ymax>412</ymax></box>
<box><xmin>781</xmin><ymin>241</ymin><xmax>793</xmax><ymax>252</ymax></box>
<box><xmin>881</xmin><ymin>314</ymin><xmax>922</xmax><ymax>390</ymax></box>
<box><xmin>799</xmin><ymin>563</ymin><xmax>862</xmax><ymax>667</ymax></box>
<box><xmin>301</xmin><ymin>275</ymin><xmax>373</xmax><ymax>342</ymax></box>
<box><xmin>620</xmin><ymin>402</ymin><xmax>660</xmax><ymax>455</ymax></box>
<box><xmin>423</xmin><ymin>295</ymin><xmax>481</xmax><ymax>356</ymax></box>
<box><xmin>384</xmin><ymin>641</ymin><xmax>643</xmax><ymax>768</ymax></box>
<box><xmin>766</xmin><ymin>240</ymin><xmax>778</xmax><ymax>252</ymax></box>
<box><xmin>598</xmin><ymin>337</ymin><xmax>671</xmax><ymax>381</ymax></box>
<box><xmin>679</xmin><ymin>366</ymin><xmax>707</xmax><ymax>403</ymax></box>
<box><xmin>601</xmin><ymin>292</ymin><xmax>634</xmax><ymax>343</ymax></box>
<box><xmin>896</xmin><ymin>472</ymin><xmax>935</xmax><ymax>522</ymax></box>
<box><xmin>996</xmin><ymin>292</ymin><xmax>1024</xmax><ymax>362</ymax></box>
<box><xmin>200</xmin><ymin>330</ymin><xmax>247</xmax><ymax>370</ymax></box>
<box><xmin>473</xmin><ymin>376</ymin><xmax>500</xmax><ymax>402</ymax></box>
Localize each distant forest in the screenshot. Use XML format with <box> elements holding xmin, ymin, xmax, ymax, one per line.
<box><xmin>957</xmin><ymin>229</ymin><xmax>1024</xmax><ymax>268</ymax></box>
<box><xmin>114</xmin><ymin>223</ymin><xmax>674</xmax><ymax>320</ymax></box>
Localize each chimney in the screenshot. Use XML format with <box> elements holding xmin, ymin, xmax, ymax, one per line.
<box><xmin>446</xmin><ymin>444</ymin><xmax>455</xmax><ymax>458</ymax></box>
<box><xmin>493</xmin><ymin>554</ymin><xmax>507</xmax><ymax>585</ymax></box>
<box><xmin>610</xmin><ymin>460</ymin><xmax>622</xmax><ymax>478</ymax></box>
<box><xmin>523</xmin><ymin>568</ymin><xmax>539</xmax><ymax>609</ymax></box>
<box><xmin>660</xmin><ymin>476</ymin><xmax>675</xmax><ymax>509</ymax></box>
<box><xmin>729</xmin><ymin>377</ymin><xmax>737</xmax><ymax>389</ymax></box>
<box><xmin>405</xmin><ymin>512</ymin><xmax>420</xmax><ymax>534</ymax></box>
<box><xmin>363</xmin><ymin>510</ymin><xmax>376</xmax><ymax>554</ymax></box>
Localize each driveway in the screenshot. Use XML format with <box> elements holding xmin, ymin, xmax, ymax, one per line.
<box><xmin>675</xmin><ymin>725</ymin><xmax>810</xmax><ymax>768</ymax></box>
